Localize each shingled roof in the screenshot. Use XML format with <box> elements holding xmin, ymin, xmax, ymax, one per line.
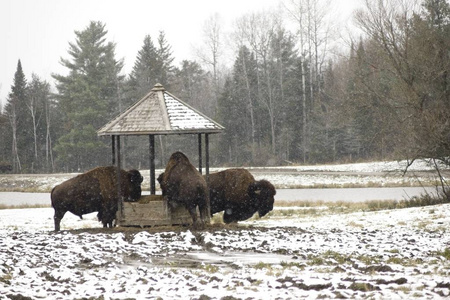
<box><xmin>97</xmin><ymin>83</ymin><xmax>224</xmax><ymax>136</ymax></box>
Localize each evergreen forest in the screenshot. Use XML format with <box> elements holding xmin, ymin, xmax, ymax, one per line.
<box><xmin>1</xmin><ymin>0</ymin><xmax>449</xmax><ymax>174</ymax></box>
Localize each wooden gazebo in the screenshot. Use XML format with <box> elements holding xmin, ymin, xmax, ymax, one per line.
<box><xmin>97</xmin><ymin>83</ymin><xmax>224</xmax><ymax>226</ymax></box>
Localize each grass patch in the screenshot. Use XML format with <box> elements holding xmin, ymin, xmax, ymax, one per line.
<box><xmin>201</xmin><ymin>264</ymin><xmax>219</xmax><ymax>273</ymax></box>
<box><xmin>397</xmin><ymin>193</ymin><xmax>450</xmax><ymax>208</ymax></box>
<box><xmin>386</xmin><ymin>257</ymin><xmax>423</xmax><ymax>266</ymax></box>
<box><xmin>386</xmin><ymin>249</ymin><xmax>400</xmax><ymax>254</ymax></box>
<box><xmin>348</xmin><ymin>221</ymin><xmax>364</xmax><ymax>228</ymax></box>
<box><xmin>435</xmin><ymin>248</ymin><xmax>450</xmax><ymax>260</ymax></box>
<box><xmin>254</xmin><ymin>262</ymin><xmax>272</xmax><ymax>270</ymax></box>
<box><xmin>357</xmin><ymin>254</ymin><xmax>382</xmax><ymax>265</ymax></box>
<box><xmin>306</xmin><ymin>251</ymin><xmax>352</xmax><ymax>266</ymax></box>
<box><xmin>349</xmin><ymin>282</ymin><xmax>380</xmax><ymax>292</ymax></box>
<box><xmin>272</xmin><ymin>208</ymin><xmax>321</xmax><ymax>217</ymax></box>
<box><xmin>272</xmin><ymin>192</ymin><xmax>450</xmax><ymax>218</ymax></box>
<box><xmin>280</xmin><ymin>261</ymin><xmax>306</xmax><ymax>270</ymax></box>
<box><xmin>391</xmin><ymin>285</ymin><xmax>412</xmax><ymax>294</ymax></box>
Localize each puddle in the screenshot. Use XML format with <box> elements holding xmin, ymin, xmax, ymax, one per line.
<box><xmin>148</xmin><ymin>251</ymin><xmax>300</xmax><ymax>269</ymax></box>
<box><xmin>123</xmin><ymin>251</ymin><xmax>300</xmax><ymax>270</ymax></box>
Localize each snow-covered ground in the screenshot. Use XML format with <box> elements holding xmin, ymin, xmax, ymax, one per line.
<box><xmin>1</xmin><ymin>203</ymin><xmax>449</xmax><ymax>299</ymax></box>
<box><xmin>0</xmin><ymin>159</ymin><xmax>448</xmax><ymax>192</ymax></box>
<box><xmin>1</xmin><ymin>159</ymin><xmax>449</xmax><ymax>299</ymax></box>
<box><xmin>260</xmin><ymin>158</ymin><xmax>447</xmax><ymax>173</ymax></box>
<box><xmin>253</xmin><ymin>159</ymin><xmax>449</xmax><ymax>189</ymax></box>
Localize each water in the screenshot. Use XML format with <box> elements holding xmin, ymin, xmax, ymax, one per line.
<box><xmin>0</xmin><ymin>187</ymin><xmax>441</xmax><ymax>207</ymax></box>
<box><xmin>0</xmin><ymin>192</ymin><xmax>50</xmax><ymax>206</ymax></box>
<box><xmin>275</xmin><ymin>187</ymin><xmax>440</xmax><ymax>202</ymax></box>
<box><xmin>147</xmin><ymin>251</ymin><xmax>299</xmax><ymax>270</ymax></box>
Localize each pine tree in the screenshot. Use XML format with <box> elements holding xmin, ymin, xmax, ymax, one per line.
<box><xmin>156</xmin><ymin>31</ymin><xmax>175</xmax><ymax>88</ymax></box>
<box><xmin>216</xmin><ymin>46</ymin><xmax>258</xmax><ymax>164</ymax></box>
<box><xmin>52</xmin><ymin>21</ymin><xmax>124</xmax><ymax>171</ymax></box>
<box><xmin>128</xmin><ymin>34</ymin><xmax>158</xmax><ymax>100</ymax></box>
<box><xmin>128</xmin><ymin>31</ymin><xmax>175</xmax><ymax>101</ymax></box>
<box><xmin>0</xmin><ymin>107</ymin><xmax>8</xmax><ymax>163</ymax></box>
<box><xmin>172</xmin><ymin>60</ymin><xmax>213</xmax><ymax>115</ymax></box>
<box><xmin>4</xmin><ymin>60</ymin><xmax>29</xmax><ymax>172</ymax></box>
<box><xmin>122</xmin><ymin>32</ymin><xmax>177</xmax><ymax>169</ymax></box>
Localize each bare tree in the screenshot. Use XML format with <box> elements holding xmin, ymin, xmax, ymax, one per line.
<box><xmin>355</xmin><ymin>0</ymin><xmax>420</xmax><ymax>92</ymax></box>
<box><xmin>284</xmin><ymin>0</ymin><xmax>309</xmax><ymax>162</ymax></box>
<box><xmin>7</xmin><ymin>97</ymin><xmax>21</xmax><ymax>172</ymax></box>
<box><xmin>44</xmin><ymin>96</ymin><xmax>54</xmax><ymax>172</ymax></box>
<box><xmin>233</xmin><ymin>18</ymin><xmax>258</xmax><ymax>160</ymax></box>
<box><xmin>236</xmin><ymin>11</ymin><xmax>283</xmax><ymax>154</ymax></box>
<box><xmin>283</xmin><ymin>0</ymin><xmax>334</xmax><ymax>162</ymax></box>
<box><xmin>27</xmin><ymin>92</ymin><xmax>41</xmax><ymax>162</ymax></box>
<box><xmin>354</xmin><ymin>0</ymin><xmax>450</xmax><ymax>192</ymax></box>
<box><xmin>196</xmin><ymin>13</ymin><xmax>223</xmax><ymax>109</ymax></box>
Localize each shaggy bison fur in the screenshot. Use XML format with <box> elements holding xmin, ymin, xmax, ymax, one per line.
<box><xmin>208</xmin><ymin>168</ymin><xmax>276</xmax><ymax>223</ymax></box>
<box><xmin>51</xmin><ymin>166</ymin><xmax>143</xmax><ymax>231</ymax></box>
<box><xmin>158</xmin><ymin>151</ymin><xmax>209</xmax><ymax>228</ymax></box>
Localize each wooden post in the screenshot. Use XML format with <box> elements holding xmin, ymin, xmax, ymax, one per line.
<box><xmin>116</xmin><ymin>136</ymin><xmax>123</xmax><ymax>221</ymax></box>
<box><xmin>116</xmin><ymin>136</ymin><xmax>121</xmax><ymax>169</ymax></box>
<box><xmin>149</xmin><ymin>135</ymin><xmax>156</xmax><ymax>195</ymax></box>
<box><xmin>198</xmin><ymin>134</ymin><xmax>202</xmax><ymax>174</ymax></box>
<box><xmin>111</xmin><ymin>136</ymin><xmax>116</xmax><ymax>165</ymax></box>
<box><xmin>205</xmin><ymin>133</ymin><xmax>210</xmax><ymax>220</ymax></box>
<box><xmin>205</xmin><ymin>134</ymin><xmax>210</xmax><ymax>182</ymax></box>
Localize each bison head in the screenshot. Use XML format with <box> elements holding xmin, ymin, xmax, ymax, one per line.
<box><xmin>126</xmin><ymin>169</ymin><xmax>143</xmax><ymax>201</ymax></box>
<box><xmin>169</xmin><ymin>151</ymin><xmax>190</xmax><ymax>164</ymax></box>
<box><xmin>249</xmin><ymin>179</ymin><xmax>276</xmax><ymax>217</ymax></box>
<box><xmin>157</xmin><ymin>172</ymin><xmax>166</xmax><ymax>195</ymax></box>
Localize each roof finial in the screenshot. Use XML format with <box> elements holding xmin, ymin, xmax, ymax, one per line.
<box><xmin>152</xmin><ymin>83</ymin><xmax>165</xmax><ymax>91</ymax></box>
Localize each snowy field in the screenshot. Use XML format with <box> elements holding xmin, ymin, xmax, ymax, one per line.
<box><xmin>1</xmin><ymin>159</ymin><xmax>449</xmax><ymax>299</ymax></box>
<box><xmin>1</xmin><ymin>203</ymin><xmax>449</xmax><ymax>299</ymax></box>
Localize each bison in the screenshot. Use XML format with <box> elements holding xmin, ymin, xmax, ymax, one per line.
<box><xmin>158</xmin><ymin>151</ymin><xmax>209</xmax><ymax>228</ymax></box>
<box><xmin>207</xmin><ymin>168</ymin><xmax>276</xmax><ymax>223</ymax></box>
<box><xmin>51</xmin><ymin>166</ymin><xmax>143</xmax><ymax>231</ymax></box>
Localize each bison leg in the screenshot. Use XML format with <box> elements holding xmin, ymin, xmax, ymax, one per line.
<box><xmin>100</xmin><ymin>206</ymin><xmax>116</xmax><ymax>229</ymax></box>
<box><xmin>223</xmin><ymin>210</ymin><xmax>237</xmax><ymax>224</ymax></box>
<box><xmin>198</xmin><ymin>201</ymin><xmax>209</xmax><ymax>226</ymax></box>
<box><xmin>188</xmin><ymin>206</ymin><xmax>204</xmax><ymax>229</ymax></box>
<box><xmin>103</xmin><ymin>218</ymin><xmax>114</xmax><ymax>228</ymax></box>
<box><xmin>53</xmin><ymin>210</ymin><xmax>66</xmax><ymax>231</ymax></box>
<box><xmin>102</xmin><ymin>216</ymin><xmax>115</xmax><ymax>228</ymax></box>
<box><xmin>223</xmin><ymin>206</ymin><xmax>241</xmax><ymax>224</ymax></box>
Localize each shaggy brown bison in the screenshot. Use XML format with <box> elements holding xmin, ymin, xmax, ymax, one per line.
<box><xmin>51</xmin><ymin>166</ymin><xmax>143</xmax><ymax>231</ymax></box>
<box><xmin>208</xmin><ymin>168</ymin><xmax>276</xmax><ymax>223</ymax></box>
<box><xmin>158</xmin><ymin>151</ymin><xmax>209</xmax><ymax>228</ymax></box>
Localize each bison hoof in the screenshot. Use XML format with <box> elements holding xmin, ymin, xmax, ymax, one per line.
<box><xmin>193</xmin><ymin>221</ymin><xmax>205</xmax><ymax>230</ymax></box>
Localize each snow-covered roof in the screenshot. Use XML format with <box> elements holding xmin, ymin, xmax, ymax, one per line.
<box><xmin>97</xmin><ymin>83</ymin><xmax>224</xmax><ymax>136</ymax></box>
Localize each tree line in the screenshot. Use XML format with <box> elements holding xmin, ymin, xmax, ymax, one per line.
<box><xmin>0</xmin><ymin>0</ymin><xmax>449</xmax><ymax>176</ymax></box>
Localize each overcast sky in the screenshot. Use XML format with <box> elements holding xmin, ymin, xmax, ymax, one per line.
<box><xmin>0</xmin><ymin>0</ymin><xmax>361</xmax><ymax>106</ymax></box>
